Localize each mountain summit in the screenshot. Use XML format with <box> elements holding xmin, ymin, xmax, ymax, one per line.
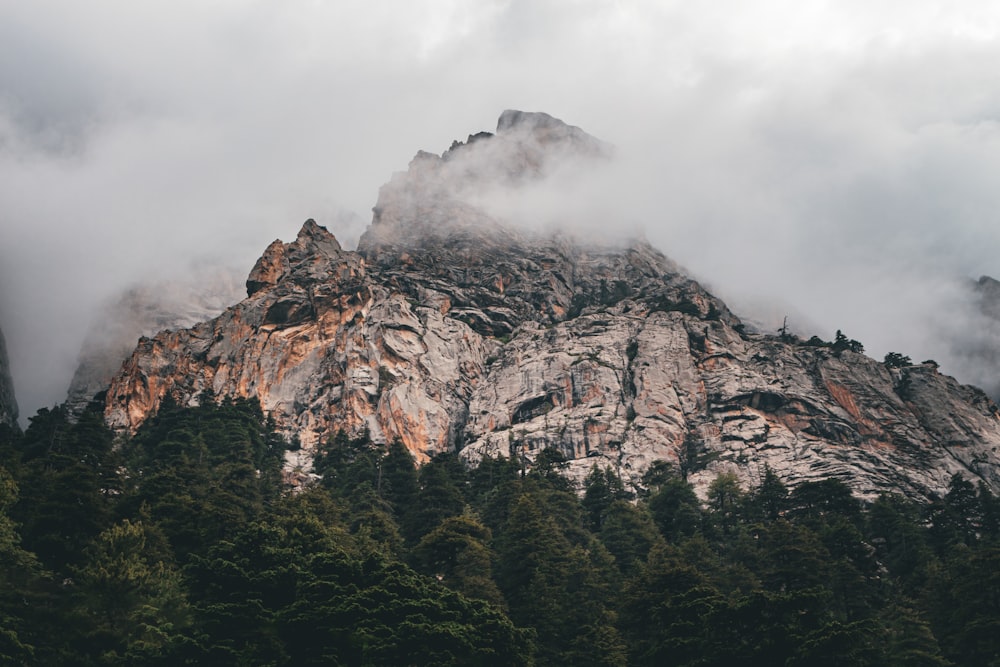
<box><xmin>103</xmin><ymin>112</ymin><xmax>1000</xmax><ymax>500</ymax></box>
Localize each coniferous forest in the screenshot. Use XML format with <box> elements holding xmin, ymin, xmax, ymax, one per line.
<box><xmin>1</xmin><ymin>398</ymin><xmax>999</xmax><ymax>665</ymax></box>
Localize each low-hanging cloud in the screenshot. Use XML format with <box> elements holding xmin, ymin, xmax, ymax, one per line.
<box><xmin>3</xmin><ymin>0</ymin><xmax>1000</xmax><ymax>421</ymax></box>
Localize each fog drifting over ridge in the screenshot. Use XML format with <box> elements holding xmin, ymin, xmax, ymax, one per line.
<box><xmin>3</xmin><ymin>1</ymin><xmax>1000</xmax><ymax>421</ymax></box>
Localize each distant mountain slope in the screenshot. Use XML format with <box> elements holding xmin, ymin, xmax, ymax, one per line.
<box><xmin>969</xmin><ymin>275</ymin><xmax>1000</xmax><ymax>399</ymax></box>
<box><xmin>65</xmin><ymin>269</ymin><xmax>244</xmax><ymax>417</ymax></box>
<box><xmin>0</xmin><ymin>326</ymin><xmax>18</xmax><ymax>428</ymax></box>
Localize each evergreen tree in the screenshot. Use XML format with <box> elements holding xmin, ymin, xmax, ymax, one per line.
<box><xmin>72</xmin><ymin>519</ymin><xmax>193</xmax><ymax>664</ymax></box>
<box><xmin>403</xmin><ymin>455</ymin><xmax>466</xmax><ymax>544</ymax></box>
<box><xmin>412</xmin><ymin>511</ymin><xmax>505</xmax><ymax>607</ymax></box>
<box><xmin>528</xmin><ymin>447</ymin><xmax>574</xmax><ymax>492</ymax></box>
<box><xmin>788</xmin><ymin>478</ymin><xmax>863</xmax><ymax>529</ymax></box>
<box><xmin>582</xmin><ymin>465</ymin><xmax>630</xmax><ymax>532</ymax></box>
<box><xmin>754</xmin><ymin>519</ymin><xmax>833</xmax><ymax>593</ymax></box>
<box><xmin>188</xmin><ymin>511</ymin><xmax>532</xmax><ymax>666</ymax></box>
<box><xmin>927</xmin><ymin>474</ymin><xmax>982</xmax><ymax>551</ymax></box>
<box><xmin>0</xmin><ymin>467</ymin><xmax>41</xmax><ymax>664</ymax></box>
<box><xmin>749</xmin><ymin>464</ymin><xmax>788</xmax><ymax>521</ymax></box>
<box><xmin>647</xmin><ymin>476</ymin><xmax>703</xmax><ymax>541</ymax></box>
<box><xmin>924</xmin><ymin>544</ymin><xmax>1000</xmax><ymax>666</ymax></box>
<box><xmin>598</xmin><ymin>499</ymin><xmax>663</xmax><ymax>576</ymax></box>
<box><xmin>14</xmin><ymin>406</ymin><xmax>119</xmax><ymax>574</ymax></box>
<box><xmin>496</xmin><ymin>493</ymin><xmax>624</xmax><ymax>666</ymax></box>
<box><xmin>379</xmin><ymin>440</ymin><xmax>419</xmax><ymax>516</ymax></box>
<box><xmin>120</xmin><ymin>398</ymin><xmax>284</xmax><ymax>562</ymax></box>
<box><xmin>979</xmin><ymin>481</ymin><xmax>1000</xmax><ymax>543</ymax></box>
<box><xmin>467</xmin><ymin>455</ymin><xmax>520</xmax><ymax>510</ymax></box>
<box><xmin>867</xmin><ymin>493</ymin><xmax>934</xmax><ymax>588</ymax></box>
<box><xmin>314</xmin><ymin>428</ymin><xmax>378</xmax><ymax>494</ymax></box>
<box><xmin>706</xmin><ymin>472</ymin><xmax>745</xmax><ymax>535</ymax></box>
<box><xmin>345</xmin><ymin>482</ymin><xmax>405</xmax><ymax>558</ymax></box>
<box><xmin>619</xmin><ymin>542</ymin><xmax>726</xmax><ymax>666</ymax></box>
<box><xmin>879</xmin><ymin>599</ymin><xmax>952</xmax><ymax>667</ymax></box>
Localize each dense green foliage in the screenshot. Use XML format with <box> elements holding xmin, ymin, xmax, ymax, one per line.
<box><xmin>2</xmin><ymin>400</ymin><xmax>999</xmax><ymax>665</ymax></box>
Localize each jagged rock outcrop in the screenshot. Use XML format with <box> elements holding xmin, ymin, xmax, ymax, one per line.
<box><xmin>106</xmin><ymin>219</ymin><xmax>494</xmax><ymax>467</ymax></box>
<box><xmin>0</xmin><ymin>327</ymin><xmax>18</xmax><ymax>428</ymax></box>
<box><xmin>66</xmin><ymin>269</ymin><xmax>244</xmax><ymax>417</ymax></box>
<box><xmin>104</xmin><ymin>111</ymin><xmax>1000</xmax><ymax>500</ymax></box>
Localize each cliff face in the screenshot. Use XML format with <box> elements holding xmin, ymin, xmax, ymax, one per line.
<box><xmin>104</xmin><ymin>111</ymin><xmax>1000</xmax><ymax>499</ymax></box>
<box><xmin>462</xmin><ymin>313</ymin><xmax>1000</xmax><ymax>500</ymax></box>
<box><xmin>0</xmin><ymin>327</ymin><xmax>18</xmax><ymax>429</ymax></box>
<box><xmin>106</xmin><ymin>220</ymin><xmax>487</xmax><ymax>464</ymax></box>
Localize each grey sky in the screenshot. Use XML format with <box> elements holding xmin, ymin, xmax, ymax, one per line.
<box><xmin>3</xmin><ymin>0</ymin><xmax>1000</xmax><ymax>420</ymax></box>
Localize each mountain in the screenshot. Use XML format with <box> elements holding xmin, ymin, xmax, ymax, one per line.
<box><xmin>0</xmin><ymin>326</ymin><xmax>17</xmax><ymax>428</ymax></box>
<box><xmin>925</xmin><ymin>275</ymin><xmax>1000</xmax><ymax>405</ymax></box>
<box><xmin>976</xmin><ymin>275</ymin><xmax>1000</xmax><ymax>320</ymax></box>
<box><xmin>104</xmin><ymin>111</ymin><xmax>1000</xmax><ymax>500</ymax></box>
<box><xmin>969</xmin><ymin>274</ymin><xmax>1000</xmax><ymax>398</ymax></box>
<box><xmin>65</xmin><ymin>268</ymin><xmax>244</xmax><ymax>417</ymax></box>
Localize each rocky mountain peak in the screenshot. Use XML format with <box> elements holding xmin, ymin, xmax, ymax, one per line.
<box><xmin>246</xmin><ymin>219</ymin><xmax>345</xmax><ymax>298</ymax></box>
<box><xmin>358</xmin><ymin>111</ymin><xmax>704</xmax><ymax>338</ymax></box>
<box><xmin>294</xmin><ymin>218</ymin><xmax>343</xmax><ymax>255</ymax></box>
<box><xmin>496</xmin><ymin>109</ymin><xmax>612</xmax><ymax>156</ymax></box>
<box><xmin>497</xmin><ymin>109</ymin><xmax>564</xmax><ymax>133</ymax></box>
<box><xmin>246</xmin><ymin>240</ymin><xmax>288</xmax><ymax>297</ymax></box>
<box><xmin>362</xmin><ymin>110</ymin><xmax>609</xmax><ymax>249</ymax></box>
<box><xmin>0</xmin><ymin>327</ymin><xmax>18</xmax><ymax>429</ymax></box>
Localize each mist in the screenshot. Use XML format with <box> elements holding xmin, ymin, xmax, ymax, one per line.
<box><xmin>3</xmin><ymin>1</ymin><xmax>1000</xmax><ymax>422</ymax></box>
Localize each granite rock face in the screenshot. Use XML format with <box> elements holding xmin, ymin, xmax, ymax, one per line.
<box><xmin>107</xmin><ymin>219</ymin><xmax>493</xmax><ymax>465</ymax></box>
<box><xmin>0</xmin><ymin>327</ymin><xmax>18</xmax><ymax>429</ymax></box>
<box><xmin>104</xmin><ymin>112</ymin><xmax>1000</xmax><ymax>500</ymax></box>
<box><xmin>462</xmin><ymin>312</ymin><xmax>1000</xmax><ymax>501</ymax></box>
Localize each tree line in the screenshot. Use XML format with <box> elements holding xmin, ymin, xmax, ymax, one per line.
<box><xmin>1</xmin><ymin>398</ymin><xmax>998</xmax><ymax>665</ymax></box>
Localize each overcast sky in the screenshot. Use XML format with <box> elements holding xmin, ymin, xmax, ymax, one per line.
<box><xmin>3</xmin><ymin>0</ymin><xmax>1000</xmax><ymax>421</ymax></box>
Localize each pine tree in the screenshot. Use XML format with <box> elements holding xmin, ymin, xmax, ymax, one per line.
<box><xmin>582</xmin><ymin>465</ymin><xmax>629</xmax><ymax>532</ymax></box>
<box><xmin>707</xmin><ymin>472</ymin><xmax>745</xmax><ymax>535</ymax></box>
<box><xmin>14</xmin><ymin>406</ymin><xmax>119</xmax><ymax>574</ymax></box>
<box><xmin>879</xmin><ymin>599</ymin><xmax>952</xmax><ymax>667</ymax></box>
<box><xmin>402</xmin><ymin>456</ymin><xmax>467</xmax><ymax>544</ymax></box>
<box><xmin>73</xmin><ymin>519</ymin><xmax>193</xmax><ymax>664</ymax></box>
<box><xmin>0</xmin><ymin>467</ymin><xmax>41</xmax><ymax>664</ymax></box>
<box><xmin>412</xmin><ymin>511</ymin><xmax>505</xmax><ymax>608</ymax></box>
<box><xmin>647</xmin><ymin>476</ymin><xmax>703</xmax><ymax>541</ymax></box>
<box><xmin>619</xmin><ymin>542</ymin><xmax>726</xmax><ymax>666</ymax></box>
<box><xmin>496</xmin><ymin>493</ymin><xmax>624</xmax><ymax>666</ymax></box>
<box><xmin>598</xmin><ymin>500</ymin><xmax>663</xmax><ymax>576</ymax></box>
<box><xmin>867</xmin><ymin>493</ymin><xmax>933</xmax><ymax>588</ymax></box>
<box><xmin>749</xmin><ymin>465</ymin><xmax>788</xmax><ymax>521</ymax></box>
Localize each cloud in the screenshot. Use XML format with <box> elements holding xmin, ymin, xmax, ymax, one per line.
<box><xmin>2</xmin><ymin>0</ymin><xmax>1000</xmax><ymax>420</ymax></box>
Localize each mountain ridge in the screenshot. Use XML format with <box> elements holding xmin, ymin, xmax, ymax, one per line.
<box><xmin>101</xmin><ymin>111</ymin><xmax>1000</xmax><ymax>500</ymax></box>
